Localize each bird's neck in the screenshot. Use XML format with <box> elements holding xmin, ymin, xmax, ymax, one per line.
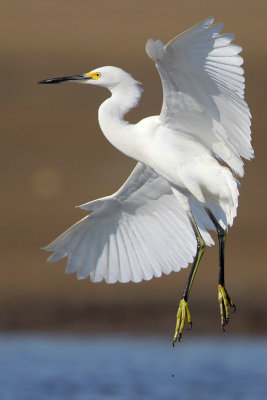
<box><xmin>98</xmin><ymin>83</ymin><xmax>143</xmax><ymax>159</ymax></box>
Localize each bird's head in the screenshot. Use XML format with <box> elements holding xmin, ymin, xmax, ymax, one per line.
<box><xmin>38</xmin><ymin>66</ymin><xmax>138</xmax><ymax>91</ymax></box>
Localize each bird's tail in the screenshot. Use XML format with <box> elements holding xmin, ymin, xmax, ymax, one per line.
<box><xmin>190</xmin><ymin>167</ymin><xmax>239</xmax><ymax>233</ymax></box>
<box><xmin>215</xmin><ymin>167</ymin><xmax>239</xmax><ymax>228</ymax></box>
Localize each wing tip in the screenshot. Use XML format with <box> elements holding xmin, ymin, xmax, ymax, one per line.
<box><xmin>145</xmin><ymin>38</ymin><xmax>164</xmax><ymax>61</ymax></box>
<box><xmin>45</xmin><ymin>250</ymin><xmax>67</xmax><ymax>263</ymax></box>
<box><xmin>203</xmin><ymin>16</ymin><xmax>215</xmax><ymax>27</ymax></box>
<box><xmin>192</xmin><ymin>16</ymin><xmax>215</xmax><ymax>31</ymax></box>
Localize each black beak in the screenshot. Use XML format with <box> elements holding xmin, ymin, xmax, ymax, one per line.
<box><xmin>38</xmin><ymin>74</ymin><xmax>91</xmax><ymax>84</ymax></box>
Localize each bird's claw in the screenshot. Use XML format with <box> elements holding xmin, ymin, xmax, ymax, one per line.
<box><xmin>218</xmin><ymin>284</ymin><xmax>236</xmax><ymax>329</ymax></box>
<box><xmin>173</xmin><ymin>299</ymin><xmax>192</xmax><ymax>345</ymax></box>
<box><xmin>187</xmin><ymin>321</ymin><xmax>193</xmax><ymax>331</ymax></box>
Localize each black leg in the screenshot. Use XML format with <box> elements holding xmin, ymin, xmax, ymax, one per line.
<box><xmin>173</xmin><ymin>212</ymin><xmax>206</xmax><ymax>345</ymax></box>
<box><xmin>218</xmin><ymin>231</ymin><xmax>225</xmax><ymax>287</ymax></box>
<box><xmin>204</xmin><ymin>206</ymin><xmax>236</xmax><ymax>329</ymax></box>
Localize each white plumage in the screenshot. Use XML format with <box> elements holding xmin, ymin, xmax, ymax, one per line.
<box><xmin>40</xmin><ymin>17</ymin><xmax>253</xmax><ymax>287</ymax></box>
<box><xmin>146</xmin><ymin>17</ymin><xmax>252</xmax><ymax>176</ymax></box>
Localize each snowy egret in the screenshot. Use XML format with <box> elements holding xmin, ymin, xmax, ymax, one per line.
<box><xmin>39</xmin><ymin>17</ymin><xmax>253</xmax><ymax>343</ymax></box>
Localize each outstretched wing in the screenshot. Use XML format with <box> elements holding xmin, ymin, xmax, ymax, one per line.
<box><xmin>44</xmin><ymin>163</ymin><xmax>214</xmax><ymax>283</ymax></box>
<box><xmin>146</xmin><ymin>17</ymin><xmax>253</xmax><ymax>177</ymax></box>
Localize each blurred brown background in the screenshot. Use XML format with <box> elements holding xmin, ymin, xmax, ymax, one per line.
<box><xmin>0</xmin><ymin>0</ymin><xmax>266</xmax><ymax>336</ymax></box>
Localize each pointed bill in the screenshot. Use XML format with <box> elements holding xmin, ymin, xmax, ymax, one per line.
<box><xmin>38</xmin><ymin>74</ymin><xmax>92</xmax><ymax>84</ymax></box>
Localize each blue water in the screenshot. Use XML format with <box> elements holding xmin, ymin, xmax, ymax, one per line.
<box><xmin>0</xmin><ymin>334</ymin><xmax>266</xmax><ymax>400</ymax></box>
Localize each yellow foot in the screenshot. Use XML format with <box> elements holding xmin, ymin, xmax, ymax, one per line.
<box><xmin>173</xmin><ymin>299</ymin><xmax>192</xmax><ymax>345</ymax></box>
<box><xmin>218</xmin><ymin>284</ymin><xmax>236</xmax><ymax>330</ymax></box>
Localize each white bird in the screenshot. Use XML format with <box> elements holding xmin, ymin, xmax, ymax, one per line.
<box><xmin>39</xmin><ymin>17</ymin><xmax>253</xmax><ymax>343</ymax></box>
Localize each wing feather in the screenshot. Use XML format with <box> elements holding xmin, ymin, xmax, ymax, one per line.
<box><xmin>107</xmin><ymin>233</ymin><xmax>120</xmax><ymax>283</ymax></box>
<box><xmin>131</xmin><ymin>216</ymin><xmax>157</xmax><ymax>280</ymax></box>
<box><xmin>123</xmin><ymin>217</ymin><xmax>145</xmax><ymax>282</ymax></box>
<box><xmin>44</xmin><ymin>163</ymin><xmax>205</xmax><ymax>283</ymax></box>
<box><xmin>118</xmin><ymin>220</ymin><xmax>142</xmax><ymax>282</ymax></box>
<box><xmin>115</xmin><ymin>226</ymin><xmax>132</xmax><ymax>282</ymax></box>
<box><xmin>126</xmin><ymin>217</ymin><xmax>154</xmax><ymax>281</ymax></box>
<box><xmin>145</xmin><ymin>17</ymin><xmax>253</xmax><ymax>177</ymax></box>
<box><xmin>91</xmin><ymin>241</ymin><xmax>109</xmax><ymax>283</ymax></box>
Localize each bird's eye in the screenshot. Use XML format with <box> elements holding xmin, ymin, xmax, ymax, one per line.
<box><xmin>95</xmin><ymin>72</ymin><xmax>101</xmax><ymax>78</ymax></box>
